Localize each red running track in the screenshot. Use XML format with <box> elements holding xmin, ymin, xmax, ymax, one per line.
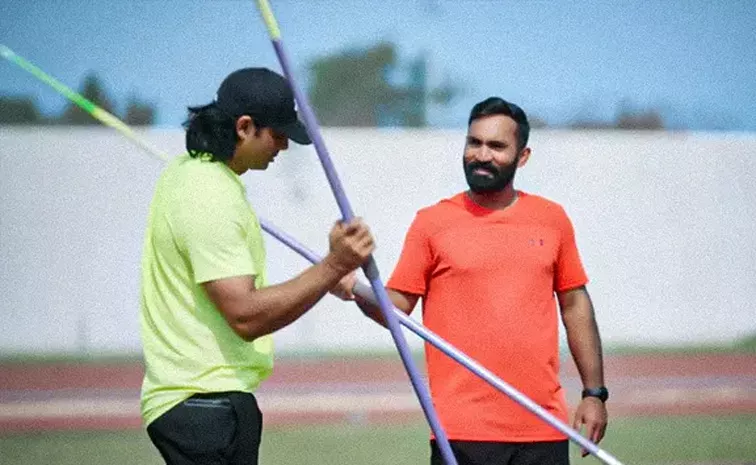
<box><xmin>0</xmin><ymin>354</ymin><xmax>754</xmax><ymax>433</ymax></box>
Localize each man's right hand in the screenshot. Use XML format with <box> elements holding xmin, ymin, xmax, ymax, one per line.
<box><xmin>324</xmin><ymin>218</ymin><xmax>375</xmax><ymax>274</ymax></box>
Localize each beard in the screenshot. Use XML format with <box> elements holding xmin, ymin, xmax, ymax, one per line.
<box><xmin>463</xmin><ymin>156</ymin><xmax>519</xmax><ymax>193</ymax></box>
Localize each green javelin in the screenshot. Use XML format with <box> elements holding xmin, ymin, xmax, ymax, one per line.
<box><xmin>0</xmin><ymin>44</ymin><xmax>169</xmax><ymax>163</ymax></box>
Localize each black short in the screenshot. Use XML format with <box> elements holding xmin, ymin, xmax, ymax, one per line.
<box><xmin>430</xmin><ymin>439</ymin><xmax>569</xmax><ymax>465</ymax></box>
<box><xmin>147</xmin><ymin>391</ymin><xmax>263</xmax><ymax>465</ymax></box>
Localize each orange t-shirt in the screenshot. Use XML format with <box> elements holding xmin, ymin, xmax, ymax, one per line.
<box><xmin>387</xmin><ymin>191</ymin><xmax>588</xmax><ymax>442</ymax></box>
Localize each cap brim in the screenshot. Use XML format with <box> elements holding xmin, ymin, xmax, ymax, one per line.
<box><xmin>274</xmin><ymin>119</ymin><xmax>311</xmax><ymax>145</ymax></box>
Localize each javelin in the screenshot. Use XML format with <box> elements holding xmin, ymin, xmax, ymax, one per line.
<box><xmin>0</xmin><ymin>45</ymin><xmax>168</xmax><ymax>164</ymax></box>
<box><xmin>0</xmin><ymin>44</ymin><xmax>624</xmax><ymax>465</ymax></box>
<box><xmin>259</xmin><ymin>222</ymin><xmax>625</xmax><ymax>465</ymax></box>
<box><xmin>253</xmin><ymin>2</ymin><xmax>458</xmax><ymax>463</ymax></box>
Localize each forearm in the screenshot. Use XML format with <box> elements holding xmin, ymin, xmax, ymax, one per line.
<box><xmin>565</xmin><ymin>318</ymin><xmax>604</xmax><ymax>388</ymax></box>
<box><xmin>562</xmin><ymin>293</ymin><xmax>605</xmax><ymax>388</ymax></box>
<box><xmin>236</xmin><ymin>258</ymin><xmax>345</xmax><ymax>339</ymax></box>
<box><xmin>354</xmin><ymin>287</ymin><xmax>414</xmax><ymax>327</ymax></box>
<box><xmin>355</xmin><ymin>293</ymin><xmax>388</xmax><ymax>327</ymax></box>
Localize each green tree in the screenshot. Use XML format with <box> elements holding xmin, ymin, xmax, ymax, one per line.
<box><xmin>308</xmin><ymin>42</ymin><xmax>458</xmax><ymax>127</ymax></box>
<box><xmin>613</xmin><ymin>99</ymin><xmax>664</xmax><ymax>130</ymax></box>
<box><xmin>124</xmin><ymin>96</ymin><xmax>156</xmax><ymax>126</ymax></box>
<box><xmin>615</xmin><ymin>109</ymin><xmax>664</xmax><ymax>130</ymax></box>
<box><xmin>568</xmin><ymin>101</ymin><xmax>666</xmax><ymax>130</ymax></box>
<box><xmin>58</xmin><ymin>73</ymin><xmax>116</xmax><ymax>125</ymax></box>
<box><xmin>0</xmin><ymin>96</ymin><xmax>42</xmax><ymax>124</ymax></box>
<box><xmin>528</xmin><ymin>116</ymin><xmax>549</xmax><ymax>129</ymax></box>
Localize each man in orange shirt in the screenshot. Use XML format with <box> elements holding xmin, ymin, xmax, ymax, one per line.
<box><xmin>355</xmin><ymin>97</ymin><xmax>608</xmax><ymax>464</ymax></box>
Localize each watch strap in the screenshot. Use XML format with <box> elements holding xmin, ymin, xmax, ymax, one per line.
<box><xmin>581</xmin><ymin>386</ymin><xmax>609</xmax><ymax>402</ymax></box>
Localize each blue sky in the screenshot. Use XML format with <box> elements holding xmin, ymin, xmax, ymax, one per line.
<box><xmin>2</xmin><ymin>0</ymin><xmax>755</xmax><ymax>130</ymax></box>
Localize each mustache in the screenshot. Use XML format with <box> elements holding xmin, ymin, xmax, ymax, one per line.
<box><xmin>465</xmin><ymin>161</ymin><xmax>499</xmax><ymax>175</ymax></box>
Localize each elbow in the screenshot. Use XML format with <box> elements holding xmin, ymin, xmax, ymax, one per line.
<box><xmin>237</xmin><ymin>328</ymin><xmax>261</xmax><ymax>342</ymax></box>
<box><xmin>228</xmin><ymin>317</ymin><xmax>268</xmax><ymax>342</ymax></box>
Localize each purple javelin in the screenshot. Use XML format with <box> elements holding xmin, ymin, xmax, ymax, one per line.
<box><xmin>255</xmin><ymin>2</ymin><xmax>458</xmax><ymax>464</ymax></box>
<box><xmin>259</xmin><ymin>219</ymin><xmax>624</xmax><ymax>465</ymax></box>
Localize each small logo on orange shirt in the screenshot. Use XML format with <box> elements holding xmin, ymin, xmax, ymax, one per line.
<box><xmin>529</xmin><ymin>239</ymin><xmax>544</xmax><ymax>246</ymax></box>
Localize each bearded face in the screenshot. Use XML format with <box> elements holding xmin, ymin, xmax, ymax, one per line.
<box><xmin>463</xmin><ymin>155</ymin><xmax>519</xmax><ymax>193</ymax></box>
<box><xmin>463</xmin><ymin>115</ymin><xmax>524</xmax><ymax>193</ymax></box>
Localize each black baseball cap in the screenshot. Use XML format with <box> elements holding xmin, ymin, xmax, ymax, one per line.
<box><xmin>214</xmin><ymin>68</ymin><xmax>311</xmax><ymax>145</ymax></box>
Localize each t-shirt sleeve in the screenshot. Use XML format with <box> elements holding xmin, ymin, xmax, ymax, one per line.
<box><xmin>386</xmin><ymin>213</ymin><xmax>433</xmax><ymax>296</ymax></box>
<box><xmin>554</xmin><ymin>208</ymin><xmax>589</xmax><ymax>292</ymax></box>
<box><xmin>175</xmin><ymin>189</ymin><xmax>257</xmax><ymax>284</ymax></box>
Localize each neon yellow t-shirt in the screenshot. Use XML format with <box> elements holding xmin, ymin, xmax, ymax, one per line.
<box><xmin>139</xmin><ymin>154</ymin><xmax>273</xmax><ymax>426</ymax></box>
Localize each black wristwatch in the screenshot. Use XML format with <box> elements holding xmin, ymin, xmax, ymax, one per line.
<box><xmin>581</xmin><ymin>387</ymin><xmax>609</xmax><ymax>403</ymax></box>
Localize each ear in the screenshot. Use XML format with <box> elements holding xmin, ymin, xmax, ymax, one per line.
<box><xmin>235</xmin><ymin>115</ymin><xmax>256</xmax><ymax>141</ymax></box>
<box><xmin>517</xmin><ymin>147</ymin><xmax>531</xmax><ymax>168</ymax></box>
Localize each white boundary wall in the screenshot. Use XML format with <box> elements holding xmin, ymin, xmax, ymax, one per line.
<box><xmin>1</xmin><ymin>127</ymin><xmax>755</xmax><ymax>353</ymax></box>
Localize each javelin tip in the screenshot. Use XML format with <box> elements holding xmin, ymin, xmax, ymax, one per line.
<box><xmin>0</xmin><ymin>44</ymin><xmax>14</xmax><ymax>58</ymax></box>
<box><xmin>255</xmin><ymin>0</ymin><xmax>282</xmax><ymax>40</ymax></box>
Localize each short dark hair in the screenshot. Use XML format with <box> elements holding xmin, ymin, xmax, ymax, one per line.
<box><xmin>468</xmin><ymin>97</ymin><xmax>530</xmax><ymax>150</ymax></box>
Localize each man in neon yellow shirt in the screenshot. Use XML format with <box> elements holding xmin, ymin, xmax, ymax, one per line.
<box><xmin>140</xmin><ymin>68</ymin><xmax>374</xmax><ymax>465</ymax></box>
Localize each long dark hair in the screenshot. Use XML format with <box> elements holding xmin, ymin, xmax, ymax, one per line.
<box><xmin>183</xmin><ymin>102</ymin><xmax>238</xmax><ymax>162</ymax></box>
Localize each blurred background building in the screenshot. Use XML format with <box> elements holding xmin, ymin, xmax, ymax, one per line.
<box><xmin>2</xmin><ymin>0</ymin><xmax>755</xmax><ymax>355</ymax></box>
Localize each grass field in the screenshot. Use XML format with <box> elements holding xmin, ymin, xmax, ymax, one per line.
<box><xmin>1</xmin><ymin>416</ymin><xmax>754</xmax><ymax>465</ymax></box>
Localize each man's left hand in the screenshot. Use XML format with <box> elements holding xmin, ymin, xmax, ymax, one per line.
<box><xmin>572</xmin><ymin>397</ymin><xmax>608</xmax><ymax>457</ymax></box>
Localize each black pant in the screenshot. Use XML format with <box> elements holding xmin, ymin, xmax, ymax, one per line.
<box><xmin>431</xmin><ymin>439</ymin><xmax>569</xmax><ymax>465</ymax></box>
<box><xmin>147</xmin><ymin>392</ymin><xmax>263</xmax><ymax>465</ymax></box>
